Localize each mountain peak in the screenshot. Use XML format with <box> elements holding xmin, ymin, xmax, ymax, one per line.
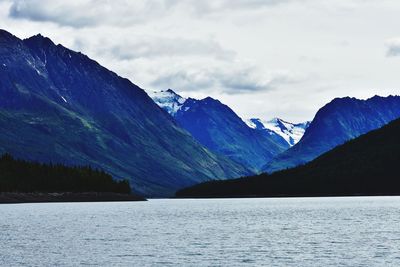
<box><xmin>368</xmin><ymin>94</ymin><xmax>399</xmax><ymax>103</ymax></box>
<box><xmin>0</xmin><ymin>29</ymin><xmax>21</xmax><ymax>44</ymax></box>
<box><xmin>148</xmin><ymin>89</ymin><xmax>187</xmax><ymax>115</ymax></box>
<box><xmin>0</xmin><ymin>29</ymin><xmax>13</xmax><ymax>38</ymax></box>
<box><xmin>166</xmin><ymin>88</ymin><xmax>177</xmax><ymax>94</ymax></box>
<box><xmin>200</xmin><ymin>96</ymin><xmax>223</xmax><ymax>106</ymax></box>
<box><xmin>24</xmin><ymin>33</ymin><xmax>55</xmax><ymax>48</ymax></box>
<box><xmin>246</xmin><ymin>117</ymin><xmax>310</xmax><ymax>146</ymax></box>
<box><xmin>246</xmin><ymin>118</ymin><xmax>264</xmax><ymax>130</ymax></box>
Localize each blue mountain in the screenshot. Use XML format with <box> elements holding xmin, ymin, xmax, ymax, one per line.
<box><xmin>263</xmin><ymin>95</ymin><xmax>400</xmax><ymax>173</ymax></box>
<box><xmin>150</xmin><ymin>90</ymin><xmax>289</xmax><ymax>171</ymax></box>
<box><xmin>0</xmin><ymin>29</ymin><xmax>250</xmax><ymax>197</ymax></box>
<box><xmin>176</xmin><ymin>117</ymin><xmax>400</xmax><ymax>198</ymax></box>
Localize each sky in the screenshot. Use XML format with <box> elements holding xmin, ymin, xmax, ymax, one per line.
<box><xmin>1</xmin><ymin>0</ymin><xmax>400</xmax><ymax>122</ymax></box>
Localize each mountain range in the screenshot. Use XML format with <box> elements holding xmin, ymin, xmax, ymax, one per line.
<box><xmin>1</xmin><ymin>28</ymin><xmax>400</xmax><ymax>198</ymax></box>
<box><xmin>263</xmin><ymin>95</ymin><xmax>400</xmax><ymax>173</ymax></box>
<box><xmin>176</xmin><ymin>117</ymin><xmax>400</xmax><ymax>198</ymax></box>
<box><xmin>150</xmin><ymin>90</ymin><xmax>400</xmax><ymax>177</ymax></box>
<box><xmin>0</xmin><ymin>29</ymin><xmax>250</xmax><ymax>197</ymax></box>
<box><xmin>149</xmin><ymin>89</ymin><xmax>293</xmax><ymax>171</ymax></box>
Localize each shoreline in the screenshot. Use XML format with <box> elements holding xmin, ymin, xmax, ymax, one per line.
<box><xmin>0</xmin><ymin>192</ymin><xmax>146</xmax><ymax>204</ymax></box>
<box><xmin>174</xmin><ymin>193</ymin><xmax>400</xmax><ymax>199</ymax></box>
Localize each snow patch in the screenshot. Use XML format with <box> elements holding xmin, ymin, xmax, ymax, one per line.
<box><xmin>26</xmin><ymin>59</ymin><xmax>46</xmax><ymax>77</ymax></box>
<box><xmin>148</xmin><ymin>89</ymin><xmax>187</xmax><ymax>115</ymax></box>
<box><xmin>245</xmin><ymin>119</ymin><xmax>257</xmax><ymax>129</ymax></box>
<box><xmin>246</xmin><ymin>118</ymin><xmax>310</xmax><ymax>146</ymax></box>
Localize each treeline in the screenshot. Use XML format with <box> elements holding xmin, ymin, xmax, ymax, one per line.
<box><xmin>0</xmin><ymin>154</ymin><xmax>132</xmax><ymax>194</ymax></box>
<box><xmin>176</xmin><ymin>118</ymin><xmax>400</xmax><ymax>198</ymax></box>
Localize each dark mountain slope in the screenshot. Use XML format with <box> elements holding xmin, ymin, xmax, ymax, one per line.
<box><xmin>174</xmin><ymin>97</ymin><xmax>289</xmax><ymax>171</ymax></box>
<box><xmin>0</xmin><ymin>29</ymin><xmax>249</xmax><ymax>197</ymax></box>
<box><xmin>177</xmin><ymin>118</ymin><xmax>400</xmax><ymax>198</ymax></box>
<box><xmin>263</xmin><ymin>95</ymin><xmax>400</xmax><ymax>173</ymax></box>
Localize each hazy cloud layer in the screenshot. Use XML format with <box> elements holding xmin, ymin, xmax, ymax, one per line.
<box><xmin>8</xmin><ymin>0</ymin><xmax>291</xmax><ymax>28</ymax></box>
<box><xmin>1</xmin><ymin>0</ymin><xmax>400</xmax><ymax>122</ymax></box>
<box><xmin>93</xmin><ymin>36</ymin><xmax>236</xmax><ymax>61</ymax></box>
<box><xmin>9</xmin><ymin>0</ymin><xmax>177</xmax><ymax>27</ymax></box>
<box><xmin>148</xmin><ymin>60</ymin><xmax>300</xmax><ymax>94</ymax></box>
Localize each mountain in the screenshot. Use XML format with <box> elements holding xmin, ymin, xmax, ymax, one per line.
<box><xmin>246</xmin><ymin>118</ymin><xmax>310</xmax><ymax>146</ymax></box>
<box><xmin>150</xmin><ymin>89</ymin><xmax>289</xmax><ymax>171</ymax></box>
<box><xmin>263</xmin><ymin>95</ymin><xmax>400</xmax><ymax>173</ymax></box>
<box><xmin>147</xmin><ymin>89</ymin><xmax>186</xmax><ymax>115</ymax></box>
<box><xmin>0</xmin><ymin>29</ymin><xmax>250</xmax><ymax>197</ymax></box>
<box><xmin>176</xmin><ymin>118</ymin><xmax>400</xmax><ymax>198</ymax></box>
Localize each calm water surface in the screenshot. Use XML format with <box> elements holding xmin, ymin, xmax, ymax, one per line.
<box><xmin>1</xmin><ymin>197</ymin><xmax>400</xmax><ymax>266</ymax></box>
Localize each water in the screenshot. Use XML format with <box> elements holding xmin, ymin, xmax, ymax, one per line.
<box><xmin>1</xmin><ymin>197</ymin><xmax>400</xmax><ymax>266</ymax></box>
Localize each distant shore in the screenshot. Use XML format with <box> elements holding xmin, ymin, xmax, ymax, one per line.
<box><xmin>0</xmin><ymin>192</ymin><xmax>146</xmax><ymax>204</ymax></box>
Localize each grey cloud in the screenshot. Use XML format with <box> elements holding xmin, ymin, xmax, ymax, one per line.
<box><xmin>150</xmin><ymin>65</ymin><xmax>296</xmax><ymax>94</ymax></box>
<box><xmin>219</xmin><ymin>71</ymin><xmax>294</xmax><ymax>93</ymax></box>
<box><xmin>217</xmin><ymin>66</ymin><xmax>271</xmax><ymax>92</ymax></box>
<box><xmin>151</xmin><ymin>69</ymin><xmax>215</xmax><ymax>91</ymax></box>
<box><xmin>187</xmin><ymin>0</ymin><xmax>291</xmax><ymax>14</ymax></box>
<box><xmin>218</xmin><ymin>68</ymin><xmax>297</xmax><ymax>94</ymax></box>
<box><xmin>8</xmin><ymin>0</ymin><xmax>178</xmax><ymax>28</ymax></box>
<box><xmin>10</xmin><ymin>0</ymin><xmax>98</xmax><ymax>27</ymax></box>
<box><xmin>98</xmin><ymin>37</ymin><xmax>235</xmax><ymax>61</ymax></box>
<box><xmin>8</xmin><ymin>0</ymin><xmax>292</xmax><ymax>28</ymax></box>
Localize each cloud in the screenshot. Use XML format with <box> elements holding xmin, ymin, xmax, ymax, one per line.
<box><xmin>149</xmin><ymin>62</ymin><xmax>298</xmax><ymax>94</ymax></box>
<box><xmin>8</xmin><ymin>0</ymin><xmax>178</xmax><ymax>28</ymax></box>
<box><xmin>93</xmin><ymin>36</ymin><xmax>236</xmax><ymax>61</ymax></box>
<box><xmin>151</xmin><ymin>69</ymin><xmax>214</xmax><ymax>91</ymax></box>
<box><xmin>183</xmin><ymin>0</ymin><xmax>292</xmax><ymax>14</ymax></box>
<box><xmin>7</xmin><ymin>0</ymin><xmax>292</xmax><ymax>28</ymax></box>
<box><xmin>219</xmin><ymin>69</ymin><xmax>295</xmax><ymax>93</ymax></box>
<box><xmin>5</xmin><ymin>0</ymin><xmax>397</xmax><ymax>122</ymax></box>
<box><xmin>386</xmin><ymin>38</ymin><xmax>400</xmax><ymax>57</ymax></box>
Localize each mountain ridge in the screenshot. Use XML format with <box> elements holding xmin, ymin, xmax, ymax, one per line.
<box><xmin>263</xmin><ymin>95</ymin><xmax>400</xmax><ymax>173</ymax></box>
<box><xmin>150</xmin><ymin>89</ymin><xmax>290</xmax><ymax>171</ymax></box>
<box><xmin>0</xmin><ymin>29</ymin><xmax>249</xmax><ymax>197</ymax></box>
<box><xmin>176</xmin><ymin>117</ymin><xmax>400</xmax><ymax>198</ymax></box>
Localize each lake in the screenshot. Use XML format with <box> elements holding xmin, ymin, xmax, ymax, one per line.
<box><xmin>1</xmin><ymin>197</ymin><xmax>400</xmax><ymax>266</ymax></box>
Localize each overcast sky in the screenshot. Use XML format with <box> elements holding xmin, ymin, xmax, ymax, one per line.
<box><xmin>1</xmin><ymin>0</ymin><xmax>400</xmax><ymax>122</ymax></box>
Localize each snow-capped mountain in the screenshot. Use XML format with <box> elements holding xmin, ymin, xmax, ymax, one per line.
<box><xmin>149</xmin><ymin>89</ymin><xmax>289</xmax><ymax>171</ymax></box>
<box><xmin>246</xmin><ymin>118</ymin><xmax>310</xmax><ymax>146</ymax></box>
<box><xmin>263</xmin><ymin>95</ymin><xmax>400</xmax><ymax>174</ymax></box>
<box><xmin>147</xmin><ymin>89</ymin><xmax>187</xmax><ymax>115</ymax></box>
